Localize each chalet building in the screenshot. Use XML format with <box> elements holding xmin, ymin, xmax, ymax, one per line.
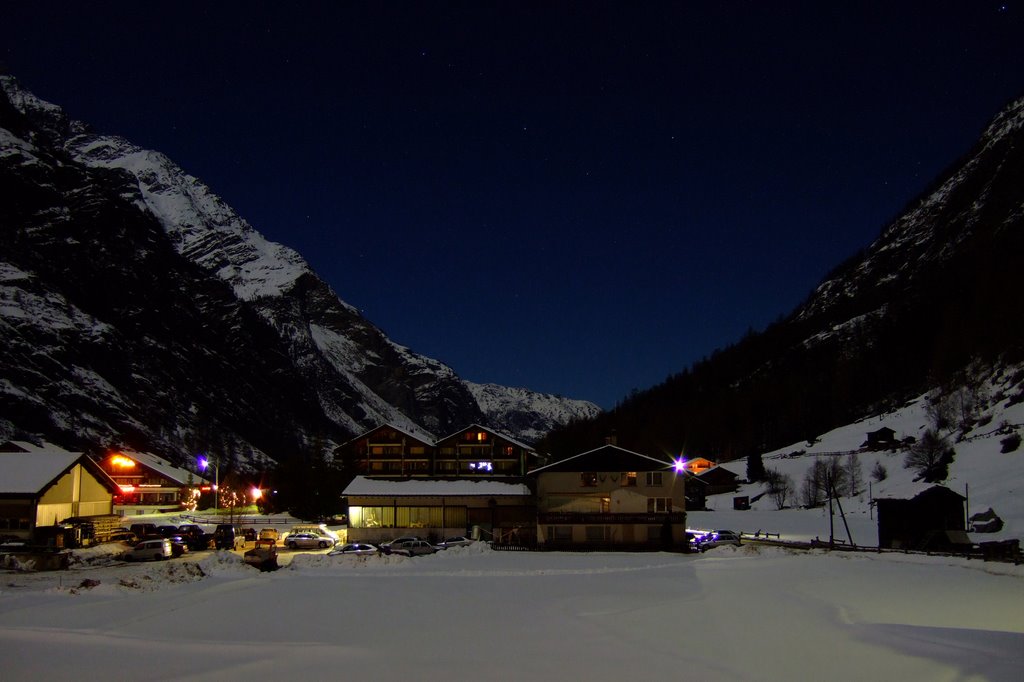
<box><xmin>0</xmin><ymin>441</ymin><xmax>119</xmax><ymax>540</ymax></box>
<box><xmin>529</xmin><ymin>444</ymin><xmax>688</xmax><ymax>548</ymax></box>
<box><xmin>342</xmin><ymin>424</ymin><xmax>436</xmax><ymax>478</ymax></box>
<box><xmin>95</xmin><ymin>450</ymin><xmax>208</xmax><ymax>515</ymax></box>
<box><xmin>338</xmin><ymin>423</ymin><xmax>541</xmax><ymax>478</ymax></box>
<box><xmin>682</xmin><ymin>456</ymin><xmax>716</xmax><ymax>474</ymax></box>
<box><xmin>434</xmin><ymin>424</ymin><xmax>540</xmax><ymax>477</ymax></box>
<box><xmin>343</xmin><ymin>476</ymin><xmax>536</xmax><ymax>545</ymax></box>
<box><xmin>696</xmin><ymin>465</ymin><xmax>740</xmax><ymax>496</ymax></box>
<box><xmin>876</xmin><ymin>485</ymin><xmax>969</xmax><ymax>551</ymax></box>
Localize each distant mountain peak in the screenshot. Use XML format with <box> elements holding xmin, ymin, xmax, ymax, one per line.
<box><xmin>0</xmin><ymin>75</ymin><xmax>598</xmax><ymax>460</ymax></box>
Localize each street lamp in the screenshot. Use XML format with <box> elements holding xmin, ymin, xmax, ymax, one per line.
<box><xmin>198</xmin><ymin>455</ymin><xmax>219</xmax><ymax>512</ymax></box>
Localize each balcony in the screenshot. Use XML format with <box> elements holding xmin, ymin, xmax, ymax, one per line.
<box><xmin>538</xmin><ymin>511</ymin><xmax>686</xmax><ymax>525</ymax></box>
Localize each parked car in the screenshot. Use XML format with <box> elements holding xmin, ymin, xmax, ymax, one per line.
<box><xmin>166</xmin><ymin>536</ymin><xmax>189</xmax><ymax>557</ymax></box>
<box><xmin>109</xmin><ymin>530</ymin><xmax>138</xmax><ymax>544</ymax></box>
<box><xmin>125</xmin><ymin>538</ymin><xmax>173</xmax><ymax>561</ymax></box>
<box><xmin>282</xmin><ymin>524</ymin><xmax>339</xmax><ymax>545</ymax></box>
<box><xmin>258</xmin><ymin>528</ymin><xmax>280</xmax><ymax>544</ymax></box>
<box><xmin>435</xmin><ymin>536</ymin><xmax>474</xmax><ymax>549</ymax></box>
<box><xmin>328</xmin><ymin>542</ymin><xmax>378</xmax><ymax>556</ymax></box>
<box><xmin>213</xmin><ymin>524</ymin><xmax>246</xmax><ymax>550</ymax></box>
<box><xmin>129</xmin><ymin>523</ymin><xmax>158</xmax><ymax>539</ymax></box>
<box><xmin>692</xmin><ymin>530</ymin><xmax>742</xmax><ymax>552</ymax></box>
<box><xmin>379</xmin><ymin>536</ymin><xmax>421</xmax><ymax>552</ymax></box>
<box><xmin>177</xmin><ymin>524</ymin><xmax>212</xmax><ymax>550</ymax></box>
<box><xmin>156</xmin><ymin>525</ymin><xmax>181</xmax><ymax>538</ymax></box>
<box><xmin>387</xmin><ymin>539</ymin><xmax>436</xmax><ymax>557</ymax></box>
<box><xmin>285</xmin><ymin>533</ymin><xmax>334</xmax><ymax>550</ymax></box>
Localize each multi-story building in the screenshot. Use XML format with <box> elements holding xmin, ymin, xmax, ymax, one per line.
<box><xmin>530</xmin><ymin>444</ymin><xmax>687</xmax><ymax>548</ymax></box>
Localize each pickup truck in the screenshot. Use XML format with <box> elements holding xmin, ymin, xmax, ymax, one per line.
<box><xmin>243</xmin><ymin>539</ymin><xmax>279</xmax><ymax>571</ymax></box>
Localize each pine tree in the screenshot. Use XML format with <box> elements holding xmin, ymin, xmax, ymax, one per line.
<box><xmin>746</xmin><ymin>451</ymin><xmax>766</xmax><ymax>483</ymax></box>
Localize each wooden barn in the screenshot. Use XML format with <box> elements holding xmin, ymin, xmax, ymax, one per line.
<box><xmin>875</xmin><ymin>485</ymin><xmax>969</xmax><ymax>551</ymax></box>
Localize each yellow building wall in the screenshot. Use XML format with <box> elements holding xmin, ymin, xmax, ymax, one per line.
<box><xmin>35</xmin><ymin>464</ymin><xmax>113</xmax><ymax>525</ymax></box>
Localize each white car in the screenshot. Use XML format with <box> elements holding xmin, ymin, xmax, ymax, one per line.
<box><xmin>387</xmin><ymin>539</ymin><xmax>436</xmax><ymax>557</ymax></box>
<box><xmin>435</xmin><ymin>536</ymin><xmax>474</xmax><ymax>549</ymax></box>
<box><xmin>125</xmin><ymin>538</ymin><xmax>173</xmax><ymax>561</ymax></box>
<box><xmin>692</xmin><ymin>530</ymin><xmax>742</xmax><ymax>552</ymax></box>
<box><xmin>328</xmin><ymin>542</ymin><xmax>378</xmax><ymax>556</ymax></box>
<box><xmin>284</xmin><ymin>533</ymin><xmax>334</xmax><ymax>550</ymax></box>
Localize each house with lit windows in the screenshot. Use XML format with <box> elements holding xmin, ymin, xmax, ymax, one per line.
<box><xmin>337</xmin><ymin>423</ymin><xmax>542</xmax><ymax>478</ymax></box>
<box><xmin>343</xmin><ymin>423</ymin><xmax>437</xmax><ymax>478</ymax></box>
<box><xmin>95</xmin><ymin>450</ymin><xmax>207</xmax><ymax>515</ymax></box>
<box><xmin>343</xmin><ymin>476</ymin><xmax>536</xmax><ymax>545</ymax></box>
<box><xmin>337</xmin><ymin>423</ymin><xmax>541</xmax><ymax>543</ymax></box>
<box><xmin>433</xmin><ymin>424</ymin><xmax>540</xmax><ymax>477</ymax></box>
<box><xmin>0</xmin><ymin>441</ymin><xmax>119</xmax><ymax>540</ymax></box>
<box><xmin>529</xmin><ymin>444</ymin><xmax>688</xmax><ymax>548</ymax></box>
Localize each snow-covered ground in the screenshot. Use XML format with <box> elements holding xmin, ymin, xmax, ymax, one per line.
<box><xmin>2</xmin><ymin>372</ymin><xmax>1021</xmax><ymax>679</ymax></box>
<box><xmin>700</xmin><ymin>370</ymin><xmax>1024</xmax><ymax>546</ymax></box>
<box><xmin>1</xmin><ymin>543</ymin><xmax>1021</xmax><ymax>680</ymax></box>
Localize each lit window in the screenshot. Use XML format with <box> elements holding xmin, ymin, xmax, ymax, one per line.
<box><xmin>621</xmin><ymin>472</ymin><xmax>637</xmax><ymax>487</ymax></box>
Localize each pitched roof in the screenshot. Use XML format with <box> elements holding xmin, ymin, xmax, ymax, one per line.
<box><xmin>341</xmin><ymin>422</ymin><xmax>437</xmax><ymax>448</ymax></box>
<box><xmin>0</xmin><ymin>450</ymin><xmax>118</xmax><ymax>495</ymax></box>
<box><xmin>343</xmin><ymin>476</ymin><xmax>531</xmax><ymax>497</ymax></box>
<box><xmin>110</xmin><ymin>450</ymin><xmax>209</xmax><ymax>486</ymax></box>
<box><xmin>528</xmin><ymin>444</ymin><xmax>676</xmax><ymax>475</ymax></box>
<box><xmin>435</xmin><ymin>423</ymin><xmax>535</xmax><ymax>452</ymax></box>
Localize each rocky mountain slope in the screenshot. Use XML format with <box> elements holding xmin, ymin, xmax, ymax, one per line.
<box><xmin>542</xmin><ymin>93</ymin><xmax>1024</xmax><ymax>460</ymax></box>
<box><xmin>0</xmin><ymin>75</ymin><xmax>599</xmax><ymax>464</ymax></box>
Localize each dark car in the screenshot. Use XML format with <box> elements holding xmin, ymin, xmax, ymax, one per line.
<box><xmin>177</xmin><ymin>524</ymin><xmax>212</xmax><ymax>550</ymax></box>
<box><xmin>109</xmin><ymin>530</ymin><xmax>138</xmax><ymax>544</ymax></box>
<box><xmin>213</xmin><ymin>524</ymin><xmax>246</xmax><ymax>550</ymax></box>
<box><xmin>156</xmin><ymin>525</ymin><xmax>182</xmax><ymax>538</ymax></box>
<box><xmin>129</xmin><ymin>523</ymin><xmax>157</xmax><ymax>539</ymax></box>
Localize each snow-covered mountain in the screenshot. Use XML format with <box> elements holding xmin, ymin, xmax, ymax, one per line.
<box><xmin>0</xmin><ymin>75</ymin><xmax>599</xmax><ymax>462</ymax></box>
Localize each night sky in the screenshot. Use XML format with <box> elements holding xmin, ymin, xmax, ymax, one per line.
<box><xmin>4</xmin><ymin>3</ymin><xmax>1023</xmax><ymax>409</ymax></box>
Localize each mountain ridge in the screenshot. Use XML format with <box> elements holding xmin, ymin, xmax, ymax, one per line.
<box><xmin>540</xmin><ymin>92</ymin><xmax>1024</xmax><ymax>460</ymax></box>
<box><xmin>0</xmin><ymin>75</ymin><xmax>600</xmax><ymax>464</ymax></box>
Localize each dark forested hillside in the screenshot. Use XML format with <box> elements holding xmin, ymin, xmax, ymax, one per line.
<box><xmin>540</xmin><ymin>94</ymin><xmax>1024</xmax><ymax>461</ymax></box>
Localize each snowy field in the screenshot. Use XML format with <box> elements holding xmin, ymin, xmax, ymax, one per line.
<box><xmin>1</xmin><ymin>542</ymin><xmax>1022</xmax><ymax>681</ymax></box>
<box><xmin>2</xmin><ymin>372</ymin><xmax>1021</xmax><ymax>680</ymax></box>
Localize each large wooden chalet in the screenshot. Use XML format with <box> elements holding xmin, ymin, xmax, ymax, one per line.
<box><xmin>94</xmin><ymin>450</ymin><xmax>209</xmax><ymax>515</ymax></box>
<box><xmin>338</xmin><ymin>423</ymin><xmax>541</xmax><ymax>478</ymax></box>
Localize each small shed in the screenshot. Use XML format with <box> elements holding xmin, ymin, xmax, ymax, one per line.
<box><xmin>863</xmin><ymin>427</ymin><xmax>897</xmax><ymax>450</ymax></box>
<box><xmin>875</xmin><ymin>485</ymin><xmax>968</xmax><ymax>551</ymax></box>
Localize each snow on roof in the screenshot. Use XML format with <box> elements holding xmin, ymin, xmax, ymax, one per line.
<box><xmin>115</xmin><ymin>450</ymin><xmax>208</xmax><ymax>486</ymax></box>
<box><xmin>0</xmin><ymin>450</ymin><xmax>85</xmax><ymax>494</ymax></box>
<box><xmin>343</xmin><ymin>476</ymin><xmax>531</xmax><ymax>497</ymax></box>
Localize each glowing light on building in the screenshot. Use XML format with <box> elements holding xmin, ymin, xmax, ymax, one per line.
<box><xmin>251</xmin><ymin>487</ymin><xmax>262</xmax><ymax>500</ymax></box>
<box><xmin>110</xmin><ymin>454</ymin><xmax>137</xmax><ymax>468</ymax></box>
<box><xmin>674</xmin><ymin>457</ymin><xmax>686</xmax><ymax>473</ymax></box>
